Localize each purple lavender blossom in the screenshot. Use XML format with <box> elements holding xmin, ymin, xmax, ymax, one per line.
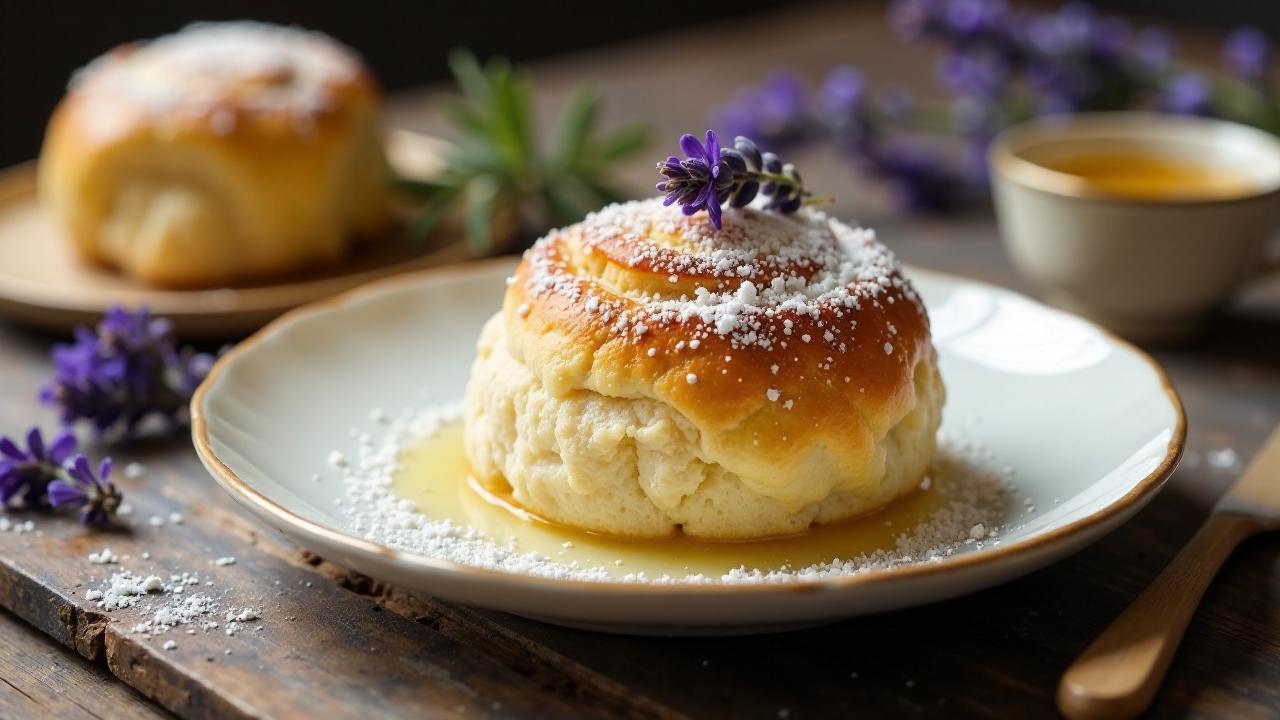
<box><xmin>1131</xmin><ymin>28</ymin><xmax>1175</xmax><ymax>73</ymax></box>
<box><xmin>0</xmin><ymin>427</ymin><xmax>120</xmax><ymax>526</ymax></box>
<box><xmin>1027</xmin><ymin>2</ymin><xmax>1095</xmax><ymax>56</ymax></box>
<box><xmin>0</xmin><ymin>427</ymin><xmax>77</xmax><ymax>507</ymax></box>
<box><xmin>657</xmin><ymin>132</ymin><xmax>813</xmax><ymax>228</ymax></box>
<box><xmin>938</xmin><ymin>48</ymin><xmax>1009</xmax><ymax>98</ymax></box>
<box><xmin>713</xmin><ymin>2</ymin><xmax>1276</xmax><ymax>217</ymax></box>
<box><xmin>712</xmin><ymin>72</ymin><xmax>810</xmax><ymax>149</ymax></box>
<box><xmin>943</xmin><ymin>0</ymin><xmax>1004</xmax><ymax>41</ymax></box>
<box><xmin>41</xmin><ymin>306</ymin><xmax>214</xmax><ymax>439</ymax></box>
<box><xmin>864</xmin><ymin>140</ymin><xmax>970</xmax><ymax>213</ymax></box>
<box><xmin>48</xmin><ymin>455</ymin><xmax>120</xmax><ymax>527</ymax></box>
<box><xmin>1223</xmin><ymin>27</ymin><xmax>1269</xmax><ymax>82</ymax></box>
<box><xmin>819</xmin><ymin>66</ymin><xmax>866</xmax><ymax>115</ymax></box>
<box><xmin>1160</xmin><ymin>71</ymin><xmax>1213</xmax><ymax>115</ymax></box>
<box><xmin>656</xmin><ymin>130</ymin><xmax>733</xmax><ymax>228</ymax></box>
<box><xmin>821</xmin><ymin>67</ymin><xmax>876</xmax><ymax>152</ymax></box>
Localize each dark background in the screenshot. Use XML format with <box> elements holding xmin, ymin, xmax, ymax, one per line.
<box><xmin>1</xmin><ymin>0</ymin><xmax>1278</xmax><ymax>168</ymax></box>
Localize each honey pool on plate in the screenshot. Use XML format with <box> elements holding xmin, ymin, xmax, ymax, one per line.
<box><xmin>389</xmin><ymin>422</ymin><xmax>998</xmax><ymax>580</ymax></box>
<box><xmin>1036</xmin><ymin>150</ymin><xmax>1257</xmax><ymax>200</ymax></box>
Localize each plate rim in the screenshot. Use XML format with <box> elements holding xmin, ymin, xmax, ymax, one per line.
<box><xmin>190</xmin><ymin>256</ymin><xmax>1186</xmax><ymax>596</ymax></box>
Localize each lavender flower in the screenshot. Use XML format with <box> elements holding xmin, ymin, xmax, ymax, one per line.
<box><xmin>0</xmin><ymin>427</ymin><xmax>121</xmax><ymax>526</ymax></box>
<box><xmin>656</xmin><ymin>130</ymin><xmax>734</xmax><ymax>228</ymax></box>
<box><xmin>41</xmin><ymin>307</ymin><xmax>214</xmax><ymax>439</ymax></box>
<box><xmin>1131</xmin><ymin>28</ymin><xmax>1175</xmax><ymax>73</ymax></box>
<box><xmin>717</xmin><ymin>2</ymin><xmax>1279</xmax><ymax>216</ymax></box>
<box><xmin>0</xmin><ymin>427</ymin><xmax>76</xmax><ymax>507</ymax></box>
<box><xmin>49</xmin><ymin>456</ymin><xmax>121</xmax><ymax>527</ymax></box>
<box><xmin>819</xmin><ymin>66</ymin><xmax>866</xmax><ymax>116</ymax></box>
<box><xmin>1160</xmin><ymin>72</ymin><xmax>1213</xmax><ymax>115</ymax></box>
<box><xmin>865</xmin><ymin>141</ymin><xmax>970</xmax><ymax>213</ymax></box>
<box><xmin>657</xmin><ymin>131</ymin><xmax>817</xmax><ymax>229</ymax></box>
<box><xmin>938</xmin><ymin>48</ymin><xmax>1009</xmax><ymax>98</ymax></box>
<box><xmin>824</xmin><ymin>68</ymin><xmax>877</xmax><ymax>152</ymax></box>
<box><xmin>1223</xmin><ymin>27</ymin><xmax>1269</xmax><ymax>83</ymax></box>
<box><xmin>712</xmin><ymin>72</ymin><xmax>810</xmax><ymax>149</ymax></box>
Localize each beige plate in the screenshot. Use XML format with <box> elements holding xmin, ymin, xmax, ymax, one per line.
<box><xmin>193</xmin><ymin>259</ymin><xmax>1186</xmax><ymax>635</ymax></box>
<box><xmin>0</xmin><ymin>131</ymin><xmax>462</xmax><ymax>338</ymax></box>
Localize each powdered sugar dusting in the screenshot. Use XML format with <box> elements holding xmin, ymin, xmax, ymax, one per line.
<box><xmin>83</xmin><ymin>565</ymin><xmax>263</xmax><ymax>642</ymax></box>
<box><xmin>335</xmin><ymin>403</ymin><xmax>1014</xmax><ymax>584</ymax></box>
<box><xmin>71</xmin><ymin>21</ymin><xmax>363</xmax><ymax>126</ymax></box>
<box><xmin>520</xmin><ymin>198</ymin><xmax>923</xmax><ymax>353</ymax></box>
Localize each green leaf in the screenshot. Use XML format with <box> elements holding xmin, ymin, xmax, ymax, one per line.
<box><xmin>552</xmin><ymin>86</ymin><xmax>601</xmax><ymax>171</ymax></box>
<box><xmin>464</xmin><ymin>176</ymin><xmax>500</xmax><ymax>256</ymax></box>
<box><xmin>487</xmin><ymin>64</ymin><xmax>534</xmax><ymax>177</ymax></box>
<box><xmin>447</xmin><ymin>138</ymin><xmax>508</xmax><ymax>175</ymax></box>
<box><xmin>441</xmin><ymin>97</ymin><xmax>488</xmax><ymax>136</ymax></box>
<box><xmin>447</xmin><ymin>49</ymin><xmax>495</xmax><ymax>110</ymax></box>
<box><xmin>506</xmin><ymin>69</ymin><xmax>537</xmax><ymax>156</ymax></box>
<box><xmin>433</xmin><ymin>50</ymin><xmax>652</xmax><ymax>252</ymax></box>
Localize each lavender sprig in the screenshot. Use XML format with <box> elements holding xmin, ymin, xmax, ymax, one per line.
<box><xmin>656</xmin><ymin>131</ymin><xmax>823</xmax><ymax>229</ymax></box>
<box><xmin>0</xmin><ymin>427</ymin><xmax>121</xmax><ymax>526</ymax></box>
<box><xmin>40</xmin><ymin>307</ymin><xmax>214</xmax><ymax>440</ymax></box>
<box><xmin>712</xmin><ymin>1</ymin><xmax>1280</xmax><ymax>214</ymax></box>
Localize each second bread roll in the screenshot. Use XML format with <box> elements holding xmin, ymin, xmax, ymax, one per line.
<box><xmin>38</xmin><ymin>22</ymin><xmax>390</xmax><ymax>287</ymax></box>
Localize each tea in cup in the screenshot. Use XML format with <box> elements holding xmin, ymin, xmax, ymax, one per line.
<box><xmin>990</xmin><ymin>112</ymin><xmax>1280</xmax><ymax>342</ymax></box>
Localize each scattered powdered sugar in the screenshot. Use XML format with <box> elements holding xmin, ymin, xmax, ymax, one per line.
<box><xmin>83</xmin><ymin>564</ymin><xmax>263</xmax><ymax>642</ymax></box>
<box><xmin>1206</xmin><ymin>447</ymin><xmax>1240</xmax><ymax>473</ymax></box>
<box><xmin>0</xmin><ymin>517</ymin><xmax>36</xmax><ymax>534</ymax></box>
<box><xmin>335</xmin><ymin>404</ymin><xmax>1014</xmax><ymax>585</ymax></box>
<box><xmin>91</xmin><ymin>571</ymin><xmax>166</xmax><ymax>610</ymax></box>
<box><xmin>88</xmin><ymin>547</ymin><xmax>119</xmax><ymax>564</ymax></box>
<box><xmin>148</xmin><ymin>593</ymin><xmax>220</xmax><ymax>631</ymax></box>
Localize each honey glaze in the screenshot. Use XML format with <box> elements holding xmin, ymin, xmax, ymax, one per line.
<box><xmin>391</xmin><ymin>422</ymin><xmax>1000</xmax><ymax>581</ymax></box>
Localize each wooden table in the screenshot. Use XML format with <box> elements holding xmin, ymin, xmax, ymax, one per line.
<box><xmin>3</xmin><ymin>3</ymin><xmax>1278</xmax><ymax>718</ymax></box>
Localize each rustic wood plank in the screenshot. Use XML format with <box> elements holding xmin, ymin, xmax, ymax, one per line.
<box><xmin>0</xmin><ymin>608</ymin><xmax>172</xmax><ymax>720</ymax></box>
<box><xmin>0</xmin><ymin>457</ymin><xmax>605</xmax><ymax>719</ymax></box>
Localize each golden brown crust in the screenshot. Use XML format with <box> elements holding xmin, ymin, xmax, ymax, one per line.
<box><xmin>38</xmin><ymin>22</ymin><xmax>389</xmax><ymax>287</ymax></box>
<box><xmin>499</xmin><ymin>199</ymin><xmax>936</xmax><ymax>507</ymax></box>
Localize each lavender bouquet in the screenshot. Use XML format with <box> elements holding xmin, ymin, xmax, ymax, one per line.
<box><xmin>1</xmin><ymin>307</ymin><xmax>215</xmax><ymax>527</ymax></box>
<box><xmin>714</xmin><ymin>0</ymin><xmax>1277</xmax><ymax>212</ymax></box>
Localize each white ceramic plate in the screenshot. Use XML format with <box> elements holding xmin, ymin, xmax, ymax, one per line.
<box><xmin>192</xmin><ymin>258</ymin><xmax>1184</xmax><ymax>634</ymax></box>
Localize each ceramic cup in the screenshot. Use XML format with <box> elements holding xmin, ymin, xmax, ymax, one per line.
<box><xmin>989</xmin><ymin>112</ymin><xmax>1280</xmax><ymax>342</ymax></box>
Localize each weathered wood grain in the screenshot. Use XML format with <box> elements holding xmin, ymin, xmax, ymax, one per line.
<box><xmin>0</xmin><ymin>608</ymin><xmax>173</xmax><ymax>720</ymax></box>
<box><xmin>0</xmin><ymin>455</ymin><xmax>609</xmax><ymax>719</ymax></box>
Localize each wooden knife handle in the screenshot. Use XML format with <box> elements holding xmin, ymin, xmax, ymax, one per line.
<box><xmin>1057</xmin><ymin>513</ymin><xmax>1262</xmax><ymax>719</ymax></box>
